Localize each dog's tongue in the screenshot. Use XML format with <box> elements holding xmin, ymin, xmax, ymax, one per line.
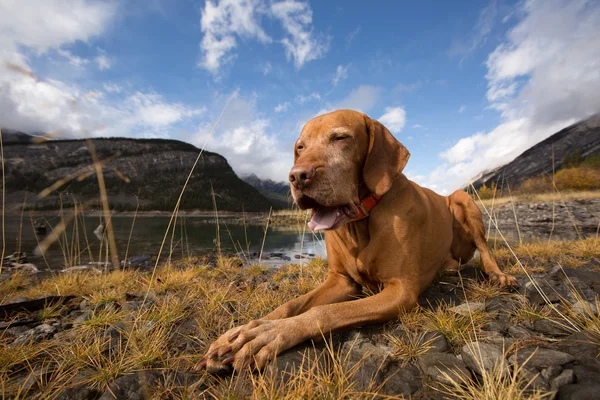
<box><xmin>308</xmin><ymin>207</ymin><xmax>339</xmax><ymax>231</ymax></box>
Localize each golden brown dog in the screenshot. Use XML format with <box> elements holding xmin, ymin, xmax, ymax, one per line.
<box><xmin>197</xmin><ymin>109</ymin><xmax>518</xmax><ymax>373</ymax></box>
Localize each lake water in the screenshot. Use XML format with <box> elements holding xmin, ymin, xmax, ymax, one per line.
<box><xmin>2</xmin><ymin>215</ymin><xmax>326</xmax><ymax>270</ymax></box>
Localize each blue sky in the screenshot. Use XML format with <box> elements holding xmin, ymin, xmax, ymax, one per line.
<box><xmin>1</xmin><ymin>0</ymin><xmax>599</xmax><ymax>193</ymax></box>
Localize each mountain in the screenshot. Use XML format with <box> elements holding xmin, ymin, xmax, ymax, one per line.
<box><xmin>468</xmin><ymin>113</ymin><xmax>600</xmax><ymax>190</ymax></box>
<box><xmin>242</xmin><ymin>173</ymin><xmax>292</xmax><ymax>209</ymax></box>
<box><xmin>1</xmin><ymin>128</ymin><xmax>36</xmax><ymax>144</ymax></box>
<box><xmin>3</xmin><ymin>137</ymin><xmax>275</xmax><ymax>212</ymax></box>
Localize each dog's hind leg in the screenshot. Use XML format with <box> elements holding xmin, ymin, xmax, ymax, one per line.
<box><xmin>448</xmin><ymin>190</ymin><xmax>519</xmax><ymax>288</ymax></box>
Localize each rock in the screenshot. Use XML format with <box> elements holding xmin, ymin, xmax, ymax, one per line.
<box><xmin>483</xmin><ymin>331</ymin><xmax>514</xmax><ymax>349</ymax></box>
<box><xmin>533</xmin><ymin>319</ymin><xmax>571</xmax><ymax>336</ymax></box>
<box><xmin>343</xmin><ymin>340</ymin><xmax>421</xmax><ymax>396</ymax></box>
<box><xmin>6</xmin><ymin>325</ymin><xmax>30</xmax><ymax>337</ymax></box>
<box><xmin>508</xmin><ymin>325</ymin><xmax>534</xmax><ymax>339</ymax></box>
<box><xmin>13</xmin><ymin>324</ymin><xmax>57</xmax><ymax>345</ymax></box>
<box><xmin>99</xmin><ymin>372</ymin><xmax>161</xmax><ymax>400</ymax></box>
<box><xmin>485</xmin><ymin>295</ymin><xmax>519</xmax><ymax>314</ymax></box>
<box><xmin>73</xmin><ymin>311</ymin><xmax>91</xmax><ymax>326</ymax></box>
<box><xmin>461</xmin><ymin>342</ymin><xmax>508</xmax><ymax>377</ymax></box>
<box><xmin>524</xmin><ymin>280</ymin><xmax>560</xmax><ymax>305</ymax></box>
<box><xmin>509</xmin><ymin>347</ymin><xmax>575</xmax><ymax>369</ymax></box>
<box><xmin>11</xmin><ymin>263</ymin><xmax>39</xmax><ymax>274</ymax></box>
<box><xmin>482</xmin><ymin>319</ymin><xmax>509</xmax><ymax>333</ymax></box>
<box><xmin>61</xmin><ymin>265</ymin><xmax>102</xmax><ymax>274</ymax></box>
<box><xmin>551</xmin><ymin>369</ymin><xmax>574</xmax><ymax>391</ymax></box>
<box><xmin>571</xmin><ymin>361</ymin><xmax>600</xmax><ymax>385</ymax></box>
<box><xmin>423</xmin><ymin>331</ymin><xmax>449</xmax><ymax>353</ymax></box>
<box><xmin>541</xmin><ymin>365</ymin><xmax>563</xmax><ymax>381</ymax></box>
<box><xmin>79</xmin><ymin>299</ymin><xmax>90</xmax><ymax>310</ymax></box>
<box><xmin>449</xmin><ymin>302</ymin><xmax>485</xmax><ymax>316</ymax></box>
<box><xmin>555</xmin><ymin>331</ymin><xmax>600</xmax><ymax>361</ymax></box>
<box><xmin>572</xmin><ymin>300</ymin><xmax>599</xmax><ymax>318</ymax></box>
<box><xmin>123</xmin><ymin>300</ymin><xmax>153</xmax><ymax>312</ymax></box>
<box><xmin>418</xmin><ymin>352</ymin><xmax>472</xmax><ymax>385</ymax></box>
<box><xmin>519</xmin><ymin>367</ymin><xmax>549</xmax><ymax>391</ymax></box>
<box><xmin>558</xmin><ymin>383</ymin><xmax>600</xmax><ymax>400</ymax></box>
<box><xmin>55</xmin><ymin>384</ymin><xmax>101</xmax><ymax>400</ymax></box>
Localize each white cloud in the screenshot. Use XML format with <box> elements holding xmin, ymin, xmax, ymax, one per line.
<box><xmin>274</xmin><ymin>101</ymin><xmax>290</xmax><ymax>112</ymax></box>
<box><xmin>427</xmin><ymin>0</ymin><xmax>600</xmax><ymax>193</ymax></box>
<box><xmin>103</xmin><ymin>83</ymin><xmax>122</xmax><ymax>93</ymax></box>
<box><xmin>458</xmin><ymin>105</ymin><xmax>466</xmax><ymax>113</ymax></box>
<box><xmin>126</xmin><ymin>92</ymin><xmax>205</xmax><ymax>127</ymax></box>
<box><xmin>57</xmin><ymin>49</ymin><xmax>89</xmax><ymax>68</ymax></box>
<box><xmin>262</xmin><ymin>61</ymin><xmax>272</xmax><ymax>75</ymax></box>
<box><xmin>317</xmin><ymin>85</ymin><xmax>381</xmax><ymax>116</ymax></box>
<box><xmin>412</xmin><ymin>124</ymin><xmax>423</xmax><ymax>129</ymax></box>
<box><xmin>296</xmin><ymin>92</ymin><xmax>320</xmax><ymax>104</ymax></box>
<box><xmin>193</xmin><ymin>94</ymin><xmax>291</xmax><ymax>181</ymax></box>
<box><xmin>270</xmin><ymin>0</ymin><xmax>330</xmax><ymax>69</ymax></box>
<box><xmin>0</xmin><ymin>1</ymin><xmax>205</xmax><ymax>139</ymax></box>
<box><xmin>95</xmin><ymin>48</ymin><xmax>112</xmax><ymax>70</ymax></box>
<box><xmin>331</xmin><ymin>64</ymin><xmax>349</xmax><ymax>86</ymax></box>
<box><xmin>448</xmin><ymin>0</ymin><xmax>498</xmax><ymax>61</ymax></box>
<box><xmin>378</xmin><ymin>107</ymin><xmax>406</xmax><ymax>134</ymax></box>
<box><xmin>346</xmin><ymin>26</ymin><xmax>360</xmax><ymax>48</ymax></box>
<box><xmin>0</xmin><ymin>0</ymin><xmax>117</xmax><ymax>56</ymax></box>
<box><xmin>198</xmin><ymin>0</ymin><xmax>271</xmax><ymax>74</ymax></box>
<box><xmin>198</xmin><ymin>0</ymin><xmax>327</xmax><ymax>74</ymax></box>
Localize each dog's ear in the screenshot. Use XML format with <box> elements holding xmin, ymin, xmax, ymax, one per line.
<box><xmin>363</xmin><ymin>116</ymin><xmax>410</xmax><ymax>196</ymax></box>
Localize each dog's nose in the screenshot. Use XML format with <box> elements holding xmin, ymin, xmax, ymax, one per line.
<box><xmin>289</xmin><ymin>165</ymin><xmax>315</xmax><ymax>189</ymax></box>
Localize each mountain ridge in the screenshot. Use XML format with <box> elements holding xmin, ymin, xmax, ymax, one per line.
<box><xmin>3</xmin><ymin>136</ymin><xmax>276</xmax><ymax>212</ymax></box>
<box><xmin>467</xmin><ymin>113</ymin><xmax>600</xmax><ymax>190</ymax></box>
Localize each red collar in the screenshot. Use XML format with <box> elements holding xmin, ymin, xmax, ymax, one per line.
<box><xmin>352</xmin><ymin>193</ymin><xmax>382</xmax><ymax>221</ymax></box>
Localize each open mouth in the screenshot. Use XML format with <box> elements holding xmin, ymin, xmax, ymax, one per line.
<box><xmin>296</xmin><ymin>195</ymin><xmax>358</xmax><ymax>231</ymax></box>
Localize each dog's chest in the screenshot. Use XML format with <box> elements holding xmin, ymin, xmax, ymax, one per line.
<box><xmin>328</xmin><ymin>226</ymin><xmax>381</xmax><ymax>288</ymax></box>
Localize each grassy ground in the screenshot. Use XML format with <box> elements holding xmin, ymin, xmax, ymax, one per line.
<box><xmin>476</xmin><ymin>190</ymin><xmax>600</xmax><ymax>208</ymax></box>
<box><xmin>1</xmin><ymin>237</ymin><xmax>599</xmax><ymax>398</ymax></box>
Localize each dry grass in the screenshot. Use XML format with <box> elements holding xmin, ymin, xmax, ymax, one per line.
<box><xmin>493</xmin><ymin>237</ymin><xmax>600</xmax><ymax>273</ymax></box>
<box><xmin>436</xmin><ymin>356</ymin><xmax>553</xmax><ymax>400</ymax></box>
<box><xmin>1</xmin><ymin>234</ymin><xmax>599</xmax><ymax>397</ymax></box>
<box><xmin>477</xmin><ymin>190</ymin><xmax>600</xmax><ymax>207</ymax></box>
<box><xmin>422</xmin><ymin>303</ymin><xmax>490</xmax><ymax>348</ymax></box>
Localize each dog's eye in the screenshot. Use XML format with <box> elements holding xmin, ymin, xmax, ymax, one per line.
<box><xmin>333</xmin><ymin>135</ymin><xmax>350</xmax><ymax>142</ymax></box>
<box><xmin>297</xmin><ymin>144</ymin><xmax>304</xmax><ymax>152</ymax></box>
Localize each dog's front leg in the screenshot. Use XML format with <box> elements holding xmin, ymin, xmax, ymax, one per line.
<box><xmin>201</xmin><ymin>281</ymin><xmax>417</xmax><ymax>371</ymax></box>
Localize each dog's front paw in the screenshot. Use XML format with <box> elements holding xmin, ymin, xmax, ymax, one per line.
<box><xmin>488</xmin><ymin>271</ymin><xmax>519</xmax><ymax>289</ymax></box>
<box><xmin>195</xmin><ymin>319</ymin><xmax>301</xmax><ymax>373</ymax></box>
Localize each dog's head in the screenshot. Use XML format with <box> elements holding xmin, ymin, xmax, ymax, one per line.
<box><xmin>289</xmin><ymin>109</ymin><xmax>410</xmax><ymax>231</ymax></box>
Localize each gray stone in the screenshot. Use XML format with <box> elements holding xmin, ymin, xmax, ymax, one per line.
<box><xmin>449</xmin><ymin>302</ymin><xmax>485</xmax><ymax>316</ymax></box>
<box><xmin>99</xmin><ymin>372</ymin><xmax>159</xmax><ymax>400</ymax></box>
<box><xmin>508</xmin><ymin>325</ymin><xmax>534</xmax><ymax>339</ymax></box>
<box><xmin>341</xmin><ymin>340</ymin><xmax>421</xmax><ymax>396</ymax></box>
<box><xmin>73</xmin><ymin>311</ymin><xmax>91</xmax><ymax>326</ymax></box>
<box><xmin>509</xmin><ymin>347</ymin><xmax>575</xmax><ymax>369</ymax></box>
<box><xmin>13</xmin><ymin>323</ymin><xmax>57</xmax><ymax>345</ymax></box>
<box><xmin>541</xmin><ymin>365</ymin><xmax>562</xmax><ymax>381</ymax></box>
<box><xmin>558</xmin><ymin>383</ymin><xmax>600</xmax><ymax>400</ymax></box>
<box><xmin>461</xmin><ymin>342</ymin><xmax>508</xmax><ymax>377</ymax></box>
<box><xmin>556</xmin><ymin>331</ymin><xmax>600</xmax><ymax>361</ymax></box>
<box><xmin>524</xmin><ymin>280</ymin><xmax>557</xmax><ymax>305</ymax></box>
<box><xmin>519</xmin><ymin>367</ymin><xmax>549</xmax><ymax>391</ymax></box>
<box><xmin>55</xmin><ymin>384</ymin><xmax>101</xmax><ymax>400</ymax></box>
<box><xmin>571</xmin><ymin>361</ymin><xmax>600</xmax><ymax>385</ymax></box>
<box><xmin>418</xmin><ymin>352</ymin><xmax>472</xmax><ymax>385</ymax></box>
<box><xmin>483</xmin><ymin>331</ymin><xmax>515</xmax><ymax>349</ymax></box>
<box><xmin>572</xmin><ymin>300</ymin><xmax>599</xmax><ymax>318</ymax></box>
<box><xmin>423</xmin><ymin>331</ymin><xmax>449</xmax><ymax>353</ymax></box>
<box><xmin>551</xmin><ymin>369</ymin><xmax>574</xmax><ymax>391</ymax></box>
<box><xmin>533</xmin><ymin>319</ymin><xmax>571</xmax><ymax>336</ymax></box>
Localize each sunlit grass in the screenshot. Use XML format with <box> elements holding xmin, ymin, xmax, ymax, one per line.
<box><xmin>422</xmin><ymin>302</ymin><xmax>490</xmax><ymax>348</ymax></box>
